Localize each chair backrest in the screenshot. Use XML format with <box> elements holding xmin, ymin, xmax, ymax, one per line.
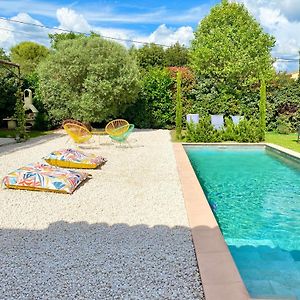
<box><xmin>63</xmin><ymin>123</ymin><xmax>92</xmax><ymax>144</ymax></box>
<box><xmin>62</xmin><ymin>119</ymin><xmax>91</xmax><ymax>131</ymax></box>
<box><xmin>105</xmin><ymin>119</ymin><xmax>129</xmax><ymax>136</ymax></box>
<box><xmin>231</xmin><ymin>115</ymin><xmax>244</xmax><ymax>125</ymax></box>
<box><xmin>211</xmin><ymin>115</ymin><xmax>224</xmax><ymax>130</ymax></box>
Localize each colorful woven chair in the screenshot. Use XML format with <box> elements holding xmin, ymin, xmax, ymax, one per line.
<box><xmin>109</xmin><ymin>124</ymin><xmax>135</xmax><ymax>145</ymax></box>
<box><xmin>63</xmin><ymin>123</ymin><xmax>93</xmax><ymax>144</ymax></box>
<box><xmin>105</xmin><ymin>119</ymin><xmax>129</xmax><ymax>137</ymax></box>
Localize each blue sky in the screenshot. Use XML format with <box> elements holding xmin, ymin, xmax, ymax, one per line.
<box><xmin>0</xmin><ymin>0</ymin><xmax>299</xmax><ymax>71</ymax></box>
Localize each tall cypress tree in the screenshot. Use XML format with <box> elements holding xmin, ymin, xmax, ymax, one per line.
<box><xmin>259</xmin><ymin>78</ymin><xmax>266</xmax><ymax>140</ymax></box>
<box><xmin>175</xmin><ymin>71</ymin><xmax>183</xmax><ymax>140</ymax></box>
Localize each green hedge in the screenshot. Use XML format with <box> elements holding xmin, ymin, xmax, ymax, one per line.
<box><xmin>186</xmin><ymin>117</ymin><xmax>263</xmax><ymax>143</ymax></box>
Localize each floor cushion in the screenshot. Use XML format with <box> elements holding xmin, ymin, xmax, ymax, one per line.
<box><xmin>44</xmin><ymin>149</ymin><xmax>107</xmax><ymax>169</ymax></box>
<box><xmin>2</xmin><ymin>163</ymin><xmax>89</xmax><ymax>194</ymax></box>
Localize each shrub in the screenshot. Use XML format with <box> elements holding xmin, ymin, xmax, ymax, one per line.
<box><xmin>186</xmin><ymin>116</ymin><xmax>263</xmax><ymax>143</ymax></box>
<box><xmin>38</xmin><ymin>36</ymin><xmax>140</xmax><ymax>125</ymax></box>
<box><xmin>267</xmin><ymin>77</ymin><xmax>300</xmax><ymax>132</ymax></box>
<box><xmin>125</xmin><ymin>68</ymin><xmax>174</xmax><ymax>128</ymax></box>
<box><xmin>276</xmin><ymin>115</ymin><xmax>291</xmax><ymax>134</ymax></box>
<box><xmin>186</xmin><ymin>116</ymin><xmax>223</xmax><ymax>142</ymax></box>
<box><xmin>234</xmin><ymin>118</ymin><xmax>262</xmax><ymax>142</ymax></box>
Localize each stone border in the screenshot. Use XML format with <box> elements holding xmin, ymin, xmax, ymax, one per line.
<box><xmin>265</xmin><ymin>143</ymin><xmax>300</xmax><ymax>161</ymax></box>
<box><xmin>173</xmin><ymin>143</ymin><xmax>249</xmax><ymax>300</ymax></box>
<box><xmin>174</xmin><ymin>142</ymin><xmax>300</xmax><ymax>300</ymax></box>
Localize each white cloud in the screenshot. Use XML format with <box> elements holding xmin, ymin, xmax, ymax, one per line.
<box><xmin>146</xmin><ymin>24</ymin><xmax>194</xmax><ymax>47</ymax></box>
<box><xmin>233</xmin><ymin>0</ymin><xmax>300</xmax><ymax>71</ymax></box>
<box><xmin>0</xmin><ymin>13</ymin><xmax>49</xmax><ymax>51</ymax></box>
<box><xmin>0</xmin><ymin>8</ymin><xmax>195</xmax><ymax>53</ymax></box>
<box><xmin>56</xmin><ymin>8</ymin><xmax>90</xmax><ymax>33</ymax></box>
<box><xmin>273</xmin><ymin>60</ymin><xmax>289</xmax><ymax>72</ymax></box>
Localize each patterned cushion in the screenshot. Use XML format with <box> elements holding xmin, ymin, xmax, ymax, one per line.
<box><xmin>44</xmin><ymin>149</ymin><xmax>107</xmax><ymax>169</ymax></box>
<box><xmin>2</xmin><ymin>163</ymin><xmax>89</xmax><ymax>194</ymax></box>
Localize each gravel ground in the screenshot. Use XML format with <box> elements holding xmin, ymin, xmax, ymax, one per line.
<box><xmin>0</xmin><ymin>130</ymin><xmax>204</xmax><ymax>300</ymax></box>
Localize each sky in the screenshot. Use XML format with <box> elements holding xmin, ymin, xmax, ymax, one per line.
<box><xmin>0</xmin><ymin>0</ymin><xmax>299</xmax><ymax>71</ymax></box>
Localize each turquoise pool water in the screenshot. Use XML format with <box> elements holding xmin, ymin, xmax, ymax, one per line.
<box><xmin>185</xmin><ymin>146</ymin><xmax>300</xmax><ymax>299</ymax></box>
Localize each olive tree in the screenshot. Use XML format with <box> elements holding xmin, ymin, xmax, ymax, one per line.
<box><xmin>38</xmin><ymin>36</ymin><xmax>140</xmax><ymax>123</ymax></box>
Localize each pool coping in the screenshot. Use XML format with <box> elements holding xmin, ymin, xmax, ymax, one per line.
<box><xmin>173</xmin><ymin>142</ymin><xmax>300</xmax><ymax>300</ymax></box>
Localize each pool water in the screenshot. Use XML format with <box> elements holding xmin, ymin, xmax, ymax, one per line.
<box><xmin>185</xmin><ymin>146</ymin><xmax>300</xmax><ymax>299</ymax></box>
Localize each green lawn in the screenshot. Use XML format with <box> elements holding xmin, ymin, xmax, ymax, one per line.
<box><xmin>171</xmin><ymin>130</ymin><xmax>300</xmax><ymax>153</ymax></box>
<box><xmin>0</xmin><ymin>129</ymin><xmax>52</xmax><ymax>139</ymax></box>
<box><xmin>265</xmin><ymin>132</ymin><xmax>300</xmax><ymax>153</ymax></box>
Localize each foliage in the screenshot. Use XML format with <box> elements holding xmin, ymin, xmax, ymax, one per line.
<box><xmin>164</xmin><ymin>42</ymin><xmax>189</xmax><ymax>67</ymax></box>
<box><xmin>130</xmin><ymin>42</ymin><xmax>189</xmax><ymax>70</ymax></box>
<box><xmin>0</xmin><ymin>49</ymin><xmax>17</xmax><ymax>122</ymax></box>
<box><xmin>14</xmin><ymin>87</ymin><xmax>28</xmax><ymax>141</ymax></box>
<box><xmin>49</xmin><ymin>32</ymin><xmax>86</xmax><ymax>50</ymax></box>
<box><xmin>0</xmin><ymin>48</ymin><xmax>9</xmax><ymax>60</ymax></box>
<box><xmin>276</xmin><ymin>115</ymin><xmax>291</xmax><ymax>134</ymax></box>
<box><xmin>267</xmin><ymin>75</ymin><xmax>300</xmax><ymax>132</ymax></box>
<box><xmin>186</xmin><ymin>117</ymin><xmax>222</xmax><ymax>142</ymax></box>
<box><xmin>186</xmin><ymin>116</ymin><xmax>263</xmax><ymax>142</ymax></box>
<box><xmin>168</xmin><ymin>67</ymin><xmax>196</xmax><ymax>123</ymax></box>
<box><xmin>259</xmin><ymin>78</ymin><xmax>266</xmax><ymax>139</ymax></box>
<box><xmin>175</xmin><ymin>72</ymin><xmax>183</xmax><ymax>140</ymax></box>
<box><xmin>131</xmin><ymin>43</ymin><xmax>166</xmax><ymax>69</ymax></box>
<box><xmin>190</xmin><ymin>0</ymin><xmax>275</xmax><ymax>116</ymax></box>
<box><xmin>38</xmin><ymin>36</ymin><xmax>140</xmax><ymax>124</ymax></box>
<box><xmin>10</xmin><ymin>41</ymin><xmax>49</xmax><ymax>75</ymax></box>
<box><xmin>0</xmin><ymin>73</ymin><xmax>18</xmax><ymax>123</ymax></box>
<box><xmin>125</xmin><ymin>68</ymin><xmax>173</xmax><ymax>128</ymax></box>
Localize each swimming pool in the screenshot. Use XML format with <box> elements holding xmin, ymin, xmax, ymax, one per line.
<box><xmin>185</xmin><ymin>145</ymin><xmax>300</xmax><ymax>299</ymax></box>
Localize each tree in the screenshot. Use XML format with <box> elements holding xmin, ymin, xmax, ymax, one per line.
<box><xmin>10</xmin><ymin>41</ymin><xmax>49</xmax><ymax>75</ymax></box>
<box><xmin>259</xmin><ymin>78</ymin><xmax>266</xmax><ymax>139</ymax></box>
<box><xmin>175</xmin><ymin>71</ymin><xmax>183</xmax><ymax>140</ymax></box>
<box><xmin>132</xmin><ymin>43</ymin><xmax>166</xmax><ymax>69</ymax></box>
<box><xmin>38</xmin><ymin>36</ymin><xmax>140</xmax><ymax>124</ymax></box>
<box><xmin>0</xmin><ymin>48</ymin><xmax>9</xmax><ymax>60</ymax></box>
<box><xmin>0</xmin><ymin>49</ymin><xmax>17</xmax><ymax>122</ymax></box>
<box><xmin>49</xmin><ymin>32</ymin><xmax>90</xmax><ymax>50</ymax></box>
<box><xmin>165</xmin><ymin>42</ymin><xmax>189</xmax><ymax>67</ymax></box>
<box><xmin>190</xmin><ymin>0</ymin><xmax>275</xmax><ymax>108</ymax></box>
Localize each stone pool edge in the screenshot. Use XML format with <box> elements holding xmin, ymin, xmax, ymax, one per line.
<box><xmin>173</xmin><ymin>143</ymin><xmax>250</xmax><ymax>300</ymax></box>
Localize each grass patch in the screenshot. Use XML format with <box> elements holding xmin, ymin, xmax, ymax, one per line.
<box><xmin>0</xmin><ymin>129</ymin><xmax>52</xmax><ymax>139</ymax></box>
<box><xmin>170</xmin><ymin>129</ymin><xmax>186</xmax><ymax>142</ymax></box>
<box><xmin>265</xmin><ymin>132</ymin><xmax>300</xmax><ymax>153</ymax></box>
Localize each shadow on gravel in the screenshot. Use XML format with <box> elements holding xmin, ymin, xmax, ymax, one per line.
<box><xmin>0</xmin><ymin>133</ymin><xmax>65</xmax><ymax>156</ymax></box>
<box><xmin>0</xmin><ymin>221</ymin><xmax>204</xmax><ymax>300</ymax></box>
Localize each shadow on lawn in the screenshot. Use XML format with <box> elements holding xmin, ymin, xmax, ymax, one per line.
<box><xmin>0</xmin><ymin>221</ymin><xmax>203</xmax><ymax>300</ymax></box>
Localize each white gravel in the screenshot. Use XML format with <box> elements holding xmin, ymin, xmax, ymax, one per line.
<box><xmin>0</xmin><ymin>130</ymin><xmax>204</xmax><ymax>300</ymax></box>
